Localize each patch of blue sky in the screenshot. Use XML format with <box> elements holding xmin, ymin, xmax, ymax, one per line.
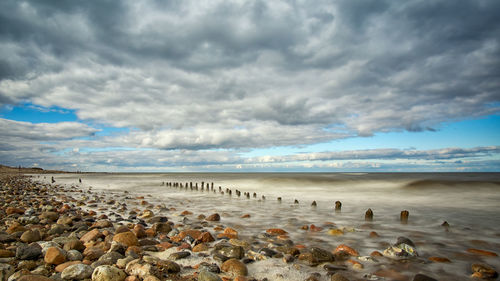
<box><xmin>0</xmin><ymin>102</ymin><xmax>78</xmax><ymax>123</ymax></box>
<box><xmin>242</xmin><ymin>115</ymin><xmax>500</xmax><ymax>158</ymax></box>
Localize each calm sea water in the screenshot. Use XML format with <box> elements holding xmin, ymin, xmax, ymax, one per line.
<box><xmin>35</xmin><ymin>172</ymin><xmax>500</xmax><ymax>280</ymax></box>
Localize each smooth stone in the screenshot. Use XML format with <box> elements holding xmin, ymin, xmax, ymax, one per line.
<box><xmin>168</xmin><ymin>251</ymin><xmax>190</xmax><ymax>260</ymax></box>
<box><xmin>55</xmin><ymin>261</ymin><xmax>82</xmax><ymax>273</ymax></box>
<box><xmin>412</xmin><ymin>273</ymin><xmax>438</xmax><ymax>281</ymax></box>
<box><xmin>116</xmin><ymin>257</ymin><xmax>135</xmax><ymax>269</ymax></box>
<box><xmin>16</xmin><ymin>244</ymin><xmax>42</xmax><ymax>260</ymax></box>
<box><xmin>0</xmin><ymin>263</ymin><xmax>14</xmax><ymax>281</ymax></box>
<box><xmin>91</xmin><ymin>265</ymin><xmax>127</xmax><ymax>281</ymax></box>
<box><xmin>63</xmin><ymin>239</ymin><xmax>85</xmax><ymax>252</ymax></box>
<box><xmin>17</xmin><ymin>275</ymin><xmax>53</xmax><ymax>281</ymax></box>
<box><xmin>20</xmin><ymin>230</ymin><xmax>41</xmax><ymax>243</ymax></box>
<box><xmin>221</xmin><ymin>259</ymin><xmax>247</xmax><ymax>276</ymax></box>
<box><xmin>310</xmin><ymin>247</ymin><xmax>335</xmax><ymax>263</ymax></box>
<box><xmin>330</xmin><ymin>273</ymin><xmax>350</xmax><ymax>281</ymax></box>
<box><xmin>471</xmin><ymin>263</ymin><xmax>498</xmax><ymax>279</ymax></box>
<box><xmin>206</xmin><ymin>214</ymin><xmax>220</xmax><ymax>222</ymax></box>
<box><xmin>113</xmin><ymin>232</ymin><xmax>138</xmax><ymax>247</ymax></box>
<box><xmin>0</xmin><ymin>250</ymin><xmax>14</xmax><ymax>258</ymax></box>
<box><xmin>155</xmin><ymin>260</ymin><xmax>180</xmax><ymax>274</ymax></box>
<box><xmin>61</xmin><ymin>264</ymin><xmax>93</xmax><ymax>280</ymax></box>
<box><xmin>44</xmin><ymin>247</ymin><xmax>66</xmax><ymax>265</ymax></box>
<box><xmin>199</xmin><ymin>263</ymin><xmax>220</xmax><ymax>274</ymax></box>
<box><xmin>215</xmin><ymin>244</ymin><xmax>244</xmax><ymax>259</ymax></box>
<box><xmin>97</xmin><ymin>252</ymin><xmax>124</xmax><ymax>265</ymax></box>
<box><xmin>125</xmin><ymin>260</ymin><xmax>159</xmax><ymax>279</ymax></box>
<box><xmin>197</xmin><ymin>270</ymin><xmax>222</xmax><ymax>281</ymax></box>
<box><xmin>83</xmin><ymin>247</ymin><xmax>105</xmax><ymax>261</ymax></box>
<box><xmin>66</xmin><ymin>250</ymin><xmax>83</xmax><ymax>261</ymax></box>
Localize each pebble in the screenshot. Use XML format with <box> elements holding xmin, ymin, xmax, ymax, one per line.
<box><xmin>16</xmin><ymin>244</ymin><xmax>42</xmax><ymax>260</ymax></box>
<box><xmin>168</xmin><ymin>251</ymin><xmax>191</xmax><ymax>260</ymax></box>
<box><xmin>91</xmin><ymin>265</ymin><xmax>127</xmax><ymax>281</ymax></box>
<box><xmin>197</xmin><ymin>270</ymin><xmax>223</xmax><ymax>281</ymax></box>
<box><xmin>112</xmin><ymin>232</ymin><xmax>138</xmax><ymax>247</ymax></box>
<box><xmin>61</xmin><ymin>264</ymin><xmax>93</xmax><ymax>280</ymax></box>
<box><xmin>330</xmin><ymin>273</ymin><xmax>350</xmax><ymax>281</ymax></box>
<box><xmin>221</xmin><ymin>259</ymin><xmax>248</xmax><ymax>276</ymax></box>
<box><xmin>44</xmin><ymin>247</ymin><xmax>66</xmax><ymax>265</ymax></box>
<box><xmin>471</xmin><ymin>263</ymin><xmax>498</xmax><ymax>279</ymax></box>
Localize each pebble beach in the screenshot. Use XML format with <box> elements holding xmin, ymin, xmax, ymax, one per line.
<box><xmin>1</xmin><ymin>172</ymin><xmax>499</xmax><ymax>281</ymax></box>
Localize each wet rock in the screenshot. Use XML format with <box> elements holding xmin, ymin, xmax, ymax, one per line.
<box><xmin>16</xmin><ymin>244</ymin><xmax>42</xmax><ymax>260</ymax></box>
<box><xmin>334</xmin><ymin>244</ymin><xmax>359</xmax><ymax>257</ymax></box>
<box><xmin>113</xmin><ymin>232</ymin><xmax>138</xmax><ymax>247</ymax></box>
<box><xmin>327</xmin><ymin>229</ymin><xmax>344</xmax><ymax>236</ymax></box>
<box><xmin>467</xmin><ymin>249</ymin><xmax>498</xmax><ymax>257</ymax></box>
<box><xmin>91</xmin><ymin>265</ymin><xmax>127</xmax><ymax>281</ymax></box>
<box><xmin>384</xmin><ymin>237</ymin><xmax>418</xmax><ymax>258</ymax></box>
<box><xmin>61</xmin><ymin>264</ymin><xmax>93</xmax><ymax>280</ymax></box>
<box><xmin>412</xmin><ymin>274</ymin><xmax>438</xmax><ymax>281</ymax></box>
<box><xmin>151</xmin><ymin>223</ymin><xmax>171</xmax><ymax>235</ymax></box>
<box><xmin>221</xmin><ymin>259</ymin><xmax>247</xmax><ymax>276</ymax></box>
<box><xmin>44</xmin><ymin>247</ymin><xmax>66</xmax><ymax>265</ymax></box>
<box><xmin>20</xmin><ymin>230</ymin><xmax>41</xmax><ymax>243</ymax></box>
<box><xmin>206</xmin><ymin>214</ymin><xmax>220</xmax><ymax>222</ymax></box>
<box><xmin>428</xmin><ymin>256</ymin><xmax>450</xmax><ymax>263</ymax></box>
<box><xmin>198</xmin><ymin>263</ymin><xmax>220</xmax><ymax>274</ymax></box>
<box><xmin>214</xmin><ymin>244</ymin><xmax>244</xmax><ymax>259</ymax></box>
<box><xmin>471</xmin><ymin>263</ymin><xmax>498</xmax><ymax>279</ymax></box>
<box><xmin>265</xmin><ymin>229</ymin><xmax>287</xmax><ymax>236</ymax></box>
<box><xmin>168</xmin><ymin>251</ymin><xmax>190</xmax><ymax>260</ymax></box>
<box><xmin>197</xmin><ymin>270</ymin><xmax>222</xmax><ymax>281</ymax></box>
<box><xmin>330</xmin><ymin>273</ymin><xmax>349</xmax><ymax>281</ymax></box>
<box><xmin>155</xmin><ymin>260</ymin><xmax>180</xmax><ymax>274</ymax></box>
<box><xmin>311</xmin><ymin>247</ymin><xmax>335</xmax><ymax>263</ymax></box>
<box><xmin>193</xmin><ymin>244</ymin><xmax>209</xmax><ymax>252</ymax></box>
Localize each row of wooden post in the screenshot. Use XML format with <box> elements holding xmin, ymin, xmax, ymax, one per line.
<box><xmin>163</xmin><ymin>181</ymin><xmax>410</xmax><ymax>223</ymax></box>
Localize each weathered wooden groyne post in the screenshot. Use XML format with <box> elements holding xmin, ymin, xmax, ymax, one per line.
<box><xmin>365</xmin><ymin>208</ymin><xmax>373</xmax><ymax>221</ymax></box>
<box><xmin>400</xmin><ymin>210</ymin><xmax>409</xmax><ymax>224</ymax></box>
<box><xmin>335</xmin><ymin>201</ymin><xmax>342</xmax><ymax>212</ymax></box>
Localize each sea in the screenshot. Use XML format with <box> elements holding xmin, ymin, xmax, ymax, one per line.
<box><xmin>33</xmin><ymin>172</ymin><xmax>500</xmax><ymax>280</ymax></box>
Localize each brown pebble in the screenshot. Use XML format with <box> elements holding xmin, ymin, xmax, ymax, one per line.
<box><xmin>467</xmin><ymin>248</ymin><xmax>498</xmax><ymax>257</ymax></box>
<box><xmin>44</xmin><ymin>247</ymin><xmax>66</xmax><ymax>265</ymax></box>
<box><xmin>428</xmin><ymin>256</ymin><xmax>451</xmax><ymax>263</ymax></box>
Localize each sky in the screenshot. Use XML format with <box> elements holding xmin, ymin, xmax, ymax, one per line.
<box><xmin>0</xmin><ymin>0</ymin><xmax>499</xmax><ymax>172</ymax></box>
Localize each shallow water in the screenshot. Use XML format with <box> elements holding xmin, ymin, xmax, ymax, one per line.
<box><xmin>34</xmin><ymin>172</ymin><xmax>500</xmax><ymax>280</ymax></box>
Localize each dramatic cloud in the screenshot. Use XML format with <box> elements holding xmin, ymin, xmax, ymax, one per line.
<box><xmin>0</xmin><ymin>0</ymin><xmax>499</xmax><ymax>170</ymax></box>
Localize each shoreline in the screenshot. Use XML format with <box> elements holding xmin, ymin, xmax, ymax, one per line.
<box><xmin>1</xmin><ymin>171</ymin><xmax>499</xmax><ymax>281</ymax></box>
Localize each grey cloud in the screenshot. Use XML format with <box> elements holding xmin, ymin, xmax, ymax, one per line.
<box><xmin>0</xmin><ymin>118</ymin><xmax>98</xmax><ymax>140</ymax></box>
<box><xmin>249</xmin><ymin>146</ymin><xmax>500</xmax><ymax>163</ymax></box>
<box><xmin>0</xmin><ymin>0</ymin><xmax>499</xmax><ymax>153</ymax></box>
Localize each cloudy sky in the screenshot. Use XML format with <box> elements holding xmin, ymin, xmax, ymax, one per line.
<box><xmin>1</xmin><ymin>0</ymin><xmax>499</xmax><ymax>172</ymax></box>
